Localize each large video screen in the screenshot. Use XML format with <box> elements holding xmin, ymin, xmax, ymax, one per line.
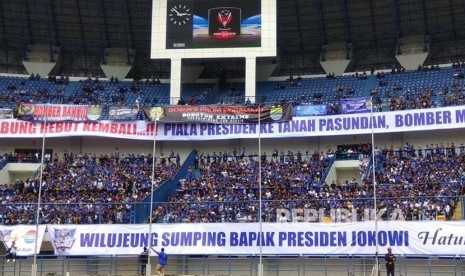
<box><xmin>166</xmin><ymin>0</ymin><xmax>261</xmax><ymax>49</ymax></box>
<box><xmin>151</xmin><ymin>0</ymin><xmax>276</xmax><ymax>59</ymax></box>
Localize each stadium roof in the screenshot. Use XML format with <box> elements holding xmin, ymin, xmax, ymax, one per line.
<box><xmin>0</xmin><ymin>0</ymin><xmax>464</xmax><ymax>79</ymax></box>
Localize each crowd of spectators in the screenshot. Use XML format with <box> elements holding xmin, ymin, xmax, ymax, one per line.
<box><xmin>1</xmin><ymin>141</ymin><xmax>464</xmax><ymax>225</ymax></box>
<box><xmin>417</xmin><ymin>64</ymin><xmax>441</xmax><ymax>72</ymax></box>
<box><xmin>366</xmin><ymin>142</ymin><xmax>465</xmax><ymax>220</ymax></box>
<box><xmin>177</xmin><ymin>85</ymin><xmax>216</xmax><ymax>105</ymax></box>
<box><xmin>150</xmin><ymin>142</ymin><xmax>465</xmax><ymax>223</ymax></box>
<box><xmin>185</xmin><ymin>86</ymin><xmax>212</xmax><ymax>105</ymax></box>
<box><xmin>442</xmin><ymin>91</ymin><xmax>465</xmax><ymax>107</ymax></box>
<box><xmin>387</xmin><ymin>89</ymin><xmax>434</xmax><ymax>111</ymax></box>
<box><xmin>0</xmin><ymin>77</ymin><xmax>66</xmax><ymax>108</ymax></box>
<box><xmin>215</xmin><ymin>83</ymin><xmax>244</xmax><ymax>105</ymax></box>
<box><xmin>47</xmin><ymin>74</ymin><xmax>70</xmax><ymax>85</ymax></box>
<box><xmin>1</xmin><ymin>152</ymin><xmax>43</xmax><ymax>164</ymax></box>
<box><xmin>68</xmin><ymin>76</ymin><xmax>166</xmax><ymax>108</ymax></box>
<box><xmin>0</xmin><ymin>151</ymin><xmax>180</xmax><ymax>225</ymax></box>
<box><xmin>452</xmin><ymin>61</ymin><xmax>465</xmax><ymax>69</ymax></box>
<box><xmin>157</xmin><ymin>148</ymin><xmax>333</xmax><ymax>223</ymax></box>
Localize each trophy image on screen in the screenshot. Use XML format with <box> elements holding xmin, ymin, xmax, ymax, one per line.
<box><xmin>208</xmin><ymin>7</ymin><xmax>241</xmax><ymax>39</ymax></box>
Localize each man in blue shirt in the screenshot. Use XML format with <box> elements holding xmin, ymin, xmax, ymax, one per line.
<box><xmin>152</xmin><ymin>248</ymin><xmax>167</xmax><ymax>276</ymax></box>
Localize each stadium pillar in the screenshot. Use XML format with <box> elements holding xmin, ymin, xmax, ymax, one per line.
<box><xmin>257</xmin><ymin>106</ymin><xmax>263</xmax><ymax>276</ymax></box>
<box><xmin>395</xmin><ymin>35</ymin><xmax>429</xmax><ymax>70</ymax></box>
<box><xmin>395</xmin><ymin>52</ymin><xmax>428</xmax><ymax>71</ymax></box>
<box><xmin>147</xmin><ymin>117</ymin><xmax>158</xmax><ymax>276</ymax></box>
<box><xmin>100</xmin><ymin>48</ymin><xmax>134</xmax><ymax>80</ymax></box>
<box><xmin>245</xmin><ymin>57</ymin><xmax>257</xmax><ymax>103</ymax></box>
<box><xmin>370</xmin><ymin>98</ymin><xmax>380</xmax><ymax>276</ymax></box>
<box><xmin>32</xmin><ymin>119</ymin><xmax>47</xmax><ymax>276</ymax></box>
<box><xmin>257</xmin><ymin>263</ymin><xmax>264</xmax><ymax>276</ymax></box>
<box><xmin>170</xmin><ymin>58</ymin><xmax>182</xmax><ymax>105</ymax></box>
<box><xmin>31</xmin><ymin>265</ymin><xmax>37</xmax><ymax>276</ymax></box>
<box><xmin>22</xmin><ymin>44</ymin><xmax>60</xmax><ymax>77</ymax></box>
<box><xmin>319</xmin><ymin>42</ymin><xmax>351</xmax><ymax>76</ymax></box>
<box><xmin>100</xmin><ymin>63</ymin><xmax>132</xmax><ymax>81</ymax></box>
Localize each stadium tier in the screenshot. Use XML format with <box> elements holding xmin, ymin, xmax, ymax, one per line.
<box><xmin>2</xmin><ymin>143</ymin><xmax>464</xmax><ymax>225</ymax></box>
<box><xmin>2</xmin><ymin>65</ymin><xmax>464</xmax><ymax>115</ymax></box>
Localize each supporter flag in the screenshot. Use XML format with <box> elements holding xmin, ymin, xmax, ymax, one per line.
<box><xmin>0</xmin><ymin>225</ymin><xmax>47</xmax><ymax>256</ymax></box>
<box><xmin>359</xmin><ymin>157</ymin><xmax>370</xmax><ymax>178</ymax></box>
<box><xmin>136</xmin><ymin>110</ymin><xmax>146</xmax><ymax>134</ymax></box>
<box><xmin>108</xmin><ymin>106</ymin><xmax>138</xmax><ymax>121</ymax></box>
<box><xmin>0</xmin><ymin>108</ymin><xmax>14</xmax><ymax>119</ymax></box>
<box><xmin>16</xmin><ymin>103</ymin><xmax>102</xmax><ymax>122</ymax></box>
<box><xmin>143</xmin><ymin>104</ymin><xmax>293</xmax><ymax>124</ymax></box>
<box><xmin>339</xmin><ymin>97</ymin><xmax>371</xmax><ymax>114</ymax></box>
<box><xmin>132</xmin><ymin>181</ymin><xmax>138</xmax><ymax>198</ymax></box>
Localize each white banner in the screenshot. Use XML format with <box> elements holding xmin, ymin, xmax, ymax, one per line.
<box><xmin>1</xmin><ymin>105</ymin><xmax>465</xmax><ymax>141</ymax></box>
<box><xmin>47</xmin><ymin>222</ymin><xmax>465</xmax><ymax>256</ymax></box>
<box><xmin>0</xmin><ymin>225</ymin><xmax>46</xmax><ymax>256</ymax></box>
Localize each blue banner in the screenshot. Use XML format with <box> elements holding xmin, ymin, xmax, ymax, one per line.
<box><xmin>294</xmin><ymin>104</ymin><xmax>327</xmax><ymax>116</ymax></box>
<box><xmin>340</xmin><ymin>97</ymin><xmax>371</xmax><ymax>114</ymax></box>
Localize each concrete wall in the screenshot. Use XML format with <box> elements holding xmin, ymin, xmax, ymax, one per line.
<box><xmin>0</xmin><ymin>163</ymin><xmax>41</xmax><ymax>184</ymax></box>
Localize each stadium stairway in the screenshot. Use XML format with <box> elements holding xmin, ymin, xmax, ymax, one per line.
<box><xmin>64</xmin><ymin>81</ymin><xmax>80</xmax><ymax>98</ymax></box>
<box><xmin>201</xmin><ymin>81</ymin><xmax>221</xmax><ymax>105</ymax></box>
<box><xmin>133</xmin><ymin>150</ymin><xmax>198</xmax><ymax>223</ymax></box>
<box><xmin>0</xmin><ymin>157</ymin><xmax>8</xmax><ymax>171</ymax></box>
<box><xmin>361</xmin><ymin>75</ymin><xmax>377</xmax><ymax>97</ymax></box>
<box><xmin>192</xmin><ymin>167</ymin><xmax>201</xmax><ymax>179</ymax></box>
<box><xmin>321</xmin><ymin>157</ymin><xmax>335</xmax><ymax>182</ymax></box>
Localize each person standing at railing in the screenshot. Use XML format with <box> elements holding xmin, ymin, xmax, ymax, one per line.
<box><xmin>385</xmin><ymin>247</ymin><xmax>396</xmax><ymax>276</ymax></box>
<box><xmin>139</xmin><ymin>247</ymin><xmax>149</xmax><ymax>275</ymax></box>
<box><xmin>5</xmin><ymin>240</ymin><xmax>17</xmax><ymax>262</ymax></box>
<box><xmin>151</xmin><ymin>248</ymin><xmax>167</xmax><ymax>276</ymax></box>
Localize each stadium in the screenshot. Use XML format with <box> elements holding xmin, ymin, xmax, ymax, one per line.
<box><xmin>1</xmin><ymin>0</ymin><xmax>465</xmax><ymax>275</ymax></box>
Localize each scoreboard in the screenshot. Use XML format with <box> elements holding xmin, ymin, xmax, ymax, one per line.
<box><xmin>151</xmin><ymin>0</ymin><xmax>276</xmax><ymax>59</ymax></box>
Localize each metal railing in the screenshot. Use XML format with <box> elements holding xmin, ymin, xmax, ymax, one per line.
<box><xmin>2</xmin><ymin>254</ymin><xmax>465</xmax><ymax>276</ymax></box>
<box><xmin>0</xmin><ymin>195</ymin><xmax>462</xmax><ymax>225</ymax></box>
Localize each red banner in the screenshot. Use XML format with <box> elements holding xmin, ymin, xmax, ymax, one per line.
<box><xmin>17</xmin><ymin>104</ymin><xmax>102</xmax><ymax>122</ymax></box>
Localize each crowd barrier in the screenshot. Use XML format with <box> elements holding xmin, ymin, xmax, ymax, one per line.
<box><xmin>1</xmin><ymin>254</ymin><xmax>465</xmax><ymax>276</ymax></box>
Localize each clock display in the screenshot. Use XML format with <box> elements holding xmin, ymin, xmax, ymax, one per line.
<box><xmin>168</xmin><ymin>4</ymin><xmax>192</xmax><ymax>26</ymax></box>
<box><xmin>165</xmin><ymin>0</ymin><xmax>261</xmax><ymax>49</ymax></box>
